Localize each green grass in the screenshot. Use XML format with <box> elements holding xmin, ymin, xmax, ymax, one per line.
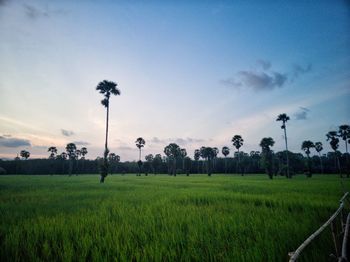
<box><xmin>0</xmin><ymin>174</ymin><xmax>348</xmax><ymax>261</ymax></box>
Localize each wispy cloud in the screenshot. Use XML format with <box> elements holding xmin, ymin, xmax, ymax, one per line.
<box><xmin>238</xmin><ymin>71</ymin><xmax>287</xmax><ymax>91</ymax></box>
<box><xmin>150</xmin><ymin>137</ymin><xmax>205</xmax><ymax>145</ymax></box>
<box><xmin>61</xmin><ymin>129</ymin><xmax>75</xmax><ymax>137</ymax></box>
<box><xmin>0</xmin><ymin>135</ymin><xmax>31</xmax><ymax>147</ymax></box>
<box><xmin>294</xmin><ymin>107</ymin><xmax>310</xmax><ymax>120</ymax></box>
<box><xmin>221</xmin><ymin>60</ymin><xmax>311</xmax><ymax>92</ymax></box>
<box><xmin>23</xmin><ymin>4</ymin><xmax>49</xmax><ymax>19</ymax></box>
<box><xmin>256</xmin><ymin>59</ymin><xmax>271</xmax><ymax>70</ymax></box>
<box><xmin>73</xmin><ymin>141</ymin><xmax>90</xmax><ymax>146</ymax></box>
<box><xmin>22</xmin><ymin>3</ymin><xmax>67</xmax><ymax>19</ymax></box>
<box><xmin>291</xmin><ymin>64</ymin><xmax>312</xmax><ymax>81</ymax></box>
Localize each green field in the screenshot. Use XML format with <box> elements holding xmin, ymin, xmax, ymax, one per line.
<box><xmin>0</xmin><ymin>174</ymin><xmax>348</xmax><ymax>261</ymax></box>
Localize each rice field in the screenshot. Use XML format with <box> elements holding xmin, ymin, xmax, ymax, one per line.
<box><xmin>0</xmin><ymin>174</ymin><xmax>348</xmax><ymax>261</ymax></box>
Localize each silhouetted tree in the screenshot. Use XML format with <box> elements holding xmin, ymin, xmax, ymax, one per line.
<box><xmin>339</xmin><ymin>125</ymin><xmax>350</xmax><ymax>176</ymax></box>
<box><xmin>314</xmin><ymin>142</ymin><xmax>323</xmax><ymax>174</ymax></box>
<box><xmin>212</xmin><ymin>147</ymin><xmax>219</xmax><ymax>173</ymax></box>
<box><xmin>301</xmin><ymin>140</ymin><xmax>314</xmax><ymax>177</ymax></box>
<box><xmin>152</xmin><ymin>154</ymin><xmax>162</xmax><ymax>174</ymax></box>
<box><xmin>327</xmin><ymin>131</ymin><xmax>341</xmax><ymax>176</ymax></box>
<box><xmin>164</xmin><ymin>143</ymin><xmax>181</xmax><ymax>176</ymax></box>
<box><xmin>20</xmin><ymin>150</ymin><xmax>30</xmax><ymax>160</ymax></box>
<box><xmin>66</xmin><ymin>143</ymin><xmax>76</xmax><ymax>176</ymax></box>
<box><xmin>96</xmin><ymin>80</ymin><xmax>120</xmax><ymax>183</ymax></box>
<box><xmin>232</xmin><ymin>135</ymin><xmax>244</xmax><ymax>175</ymax></box>
<box><xmin>200</xmin><ymin>146</ymin><xmax>215</xmax><ymax>176</ymax></box>
<box><xmin>222</xmin><ymin>146</ymin><xmax>230</xmax><ymax>173</ymax></box>
<box><xmin>260</xmin><ymin>137</ymin><xmax>275</xmax><ymax>179</ymax></box>
<box><xmin>194</xmin><ymin>149</ymin><xmax>201</xmax><ymax>174</ymax></box>
<box><xmin>48</xmin><ymin>147</ymin><xmax>57</xmax><ymax>159</ymax></box>
<box><xmin>276</xmin><ymin>113</ymin><xmax>291</xmax><ymax>178</ymax></box>
<box><xmin>108</xmin><ymin>153</ymin><xmax>119</xmax><ymax>175</ymax></box>
<box><xmin>180</xmin><ymin>148</ymin><xmax>187</xmax><ymax>172</ymax></box>
<box><xmin>135</xmin><ymin>137</ymin><xmax>145</xmax><ymax>176</ymax></box>
<box><xmin>48</xmin><ymin>146</ymin><xmax>57</xmax><ymax>175</ymax></box>
<box><xmin>145</xmin><ymin>154</ymin><xmax>154</xmax><ymax>175</ymax></box>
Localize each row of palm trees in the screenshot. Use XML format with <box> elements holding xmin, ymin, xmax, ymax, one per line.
<box><xmin>95</xmin><ymin>79</ymin><xmax>349</xmax><ymax>182</ymax></box>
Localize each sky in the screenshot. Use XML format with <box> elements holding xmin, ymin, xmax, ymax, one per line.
<box><xmin>0</xmin><ymin>0</ymin><xmax>349</xmax><ymax>161</ymax></box>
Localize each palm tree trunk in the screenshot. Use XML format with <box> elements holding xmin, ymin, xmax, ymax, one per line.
<box><xmin>225</xmin><ymin>156</ymin><xmax>227</xmax><ymax>174</ymax></box>
<box><xmin>318</xmin><ymin>152</ymin><xmax>323</xmax><ymax>174</ymax></box>
<box><xmin>284</xmin><ymin>127</ymin><xmax>290</xmax><ymax>178</ymax></box>
<box><xmin>101</xmin><ymin>103</ymin><xmax>109</xmax><ymax>183</ymax></box>
<box><xmin>345</xmin><ymin>141</ymin><xmax>349</xmax><ymax>177</ymax></box>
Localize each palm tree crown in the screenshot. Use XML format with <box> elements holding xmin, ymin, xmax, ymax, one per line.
<box><xmin>96</xmin><ymin>80</ymin><xmax>120</xmax><ymax>107</ymax></box>
<box><xmin>276</xmin><ymin>113</ymin><xmax>290</xmax><ymax>129</ymax></box>
<box><xmin>232</xmin><ymin>135</ymin><xmax>244</xmax><ymax>150</ymax></box>
<box><xmin>222</xmin><ymin>146</ymin><xmax>230</xmax><ymax>157</ymax></box>
<box><xmin>259</xmin><ymin>137</ymin><xmax>275</xmax><ymax>151</ymax></box>
<box><xmin>301</xmin><ymin>140</ymin><xmax>314</xmax><ymax>156</ymax></box>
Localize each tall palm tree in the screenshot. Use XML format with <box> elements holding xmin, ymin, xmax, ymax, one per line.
<box><xmin>232</xmin><ymin>135</ymin><xmax>244</xmax><ymax>175</ymax></box>
<box><xmin>135</xmin><ymin>137</ymin><xmax>145</xmax><ymax>176</ymax></box>
<box><xmin>212</xmin><ymin>147</ymin><xmax>219</xmax><ymax>173</ymax></box>
<box><xmin>276</xmin><ymin>113</ymin><xmax>291</xmax><ymax>178</ymax></box>
<box><xmin>314</xmin><ymin>142</ymin><xmax>323</xmax><ymax>174</ymax></box>
<box><xmin>222</xmin><ymin>146</ymin><xmax>230</xmax><ymax>174</ymax></box>
<box><xmin>339</xmin><ymin>125</ymin><xmax>350</xmax><ymax>176</ymax></box>
<box><xmin>259</xmin><ymin>137</ymin><xmax>275</xmax><ymax>179</ymax></box>
<box><xmin>301</xmin><ymin>140</ymin><xmax>314</xmax><ymax>177</ymax></box>
<box><xmin>194</xmin><ymin>149</ymin><xmax>201</xmax><ymax>174</ymax></box>
<box><xmin>327</xmin><ymin>131</ymin><xmax>341</xmax><ymax>176</ymax></box>
<box><xmin>66</xmin><ymin>143</ymin><xmax>77</xmax><ymax>176</ymax></box>
<box><xmin>96</xmin><ymin>80</ymin><xmax>121</xmax><ymax>183</ymax></box>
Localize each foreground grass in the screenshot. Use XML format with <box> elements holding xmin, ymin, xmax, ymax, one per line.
<box><xmin>0</xmin><ymin>174</ymin><xmax>348</xmax><ymax>261</ymax></box>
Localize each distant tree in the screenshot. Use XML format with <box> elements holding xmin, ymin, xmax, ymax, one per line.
<box><xmin>259</xmin><ymin>137</ymin><xmax>275</xmax><ymax>179</ymax></box>
<box><xmin>327</xmin><ymin>131</ymin><xmax>342</xmax><ymax>176</ymax></box>
<box><xmin>20</xmin><ymin>150</ymin><xmax>30</xmax><ymax>160</ymax></box>
<box><xmin>47</xmin><ymin>146</ymin><xmax>57</xmax><ymax>175</ymax></box>
<box><xmin>232</xmin><ymin>135</ymin><xmax>244</xmax><ymax>175</ymax></box>
<box><xmin>59</xmin><ymin>152</ymin><xmax>67</xmax><ymax>174</ymax></box>
<box><xmin>108</xmin><ymin>153</ymin><xmax>120</xmax><ymax>175</ymax></box>
<box><xmin>194</xmin><ymin>149</ymin><xmax>201</xmax><ymax>174</ymax></box>
<box><xmin>339</xmin><ymin>125</ymin><xmax>350</xmax><ymax>176</ymax></box>
<box><xmin>276</xmin><ymin>113</ymin><xmax>291</xmax><ymax>178</ymax></box>
<box><xmin>184</xmin><ymin>156</ymin><xmax>192</xmax><ymax>176</ymax></box>
<box><xmin>301</xmin><ymin>140</ymin><xmax>314</xmax><ymax>177</ymax></box>
<box><xmin>135</xmin><ymin>137</ymin><xmax>146</xmax><ymax>176</ymax></box>
<box><xmin>222</xmin><ymin>146</ymin><xmax>230</xmax><ymax>173</ymax></box>
<box><xmin>145</xmin><ymin>154</ymin><xmax>154</xmax><ymax>175</ymax></box>
<box><xmin>164</xmin><ymin>143</ymin><xmax>181</xmax><ymax>176</ymax></box>
<box><xmin>212</xmin><ymin>147</ymin><xmax>219</xmax><ymax>173</ymax></box>
<box><xmin>200</xmin><ymin>146</ymin><xmax>215</xmax><ymax>176</ymax></box>
<box><xmin>180</xmin><ymin>148</ymin><xmax>187</xmax><ymax>173</ymax></box>
<box><xmin>65</xmin><ymin>143</ymin><xmax>77</xmax><ymax>176</ymax></box>
<box><xmin>314</xmin><ymin>142</ymin><xmax>324</xmax><ymax>174</ymax></box>
<box><xmin>48</xmin><ymin>147</ymin><xmax>57</xmax><ymax>159</ymax></box>
<box><xmin>96</xmin><ymin>80</ymin><xmax>120</xmax><ymax>183</ymax></box>
<box><xmin>80</xmin><ymin>147</ymin><xmax>88</xmax><ymax>174</ymax></box>
<box><xmin>152</xmin><ymin>154</ymin><xmax>162</xmax><ymax>174</ymax></box>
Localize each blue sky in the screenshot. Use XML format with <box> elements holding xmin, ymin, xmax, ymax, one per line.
<box><xmin>0</xmin><ymin>0</ymin><xmax>349</xmax><ymax>160</ymax></box>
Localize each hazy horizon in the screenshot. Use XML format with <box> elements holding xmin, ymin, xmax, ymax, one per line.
<box><xmin>1</xmin><ymin>1</ymin><xmax>349</xmax><ymax>161</ymax></box>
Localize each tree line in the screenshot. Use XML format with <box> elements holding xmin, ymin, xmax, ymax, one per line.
<box><xmin>0</xmin><ymin>80</ymin><xmax>349</xmax><ymax>181</ymax></box>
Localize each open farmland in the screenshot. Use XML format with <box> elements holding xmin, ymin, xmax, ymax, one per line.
<box><xmin>0</xmin><ymin>174</ymin><xmax>348</xmax><ymax>261</ymax></box>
